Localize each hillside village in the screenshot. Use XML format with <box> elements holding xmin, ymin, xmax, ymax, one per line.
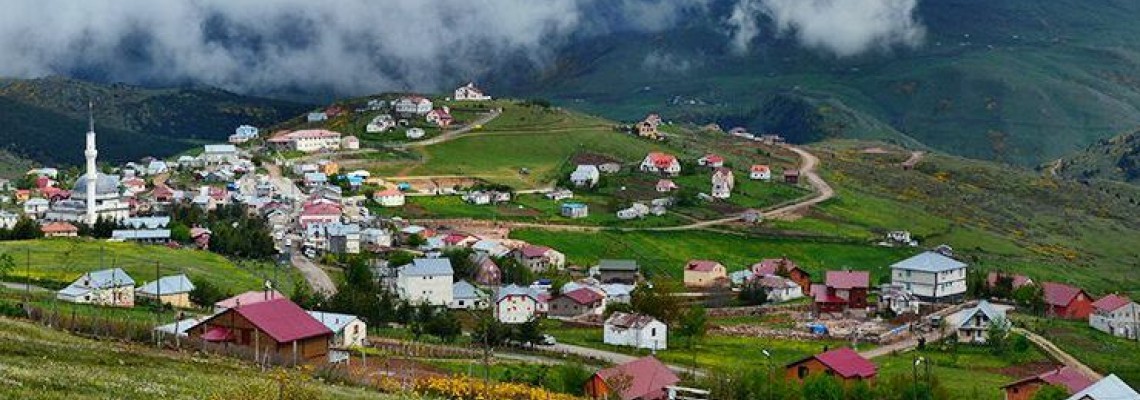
<box><xmin>0</xmin><ymin>83</ymin><xmax>1138</xmax><ymax>400</ymax></box>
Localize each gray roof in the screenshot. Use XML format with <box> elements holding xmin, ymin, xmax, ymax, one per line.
<box><xmin>891</xmin><ymin>251</ymin><xmax>967</xmax><ymax>273</ymax></box>
<box><xmin>325</xmin><ymin>223</ymin><xmax>361</xmax><ymax>236</ymax></box>
<box><xmin>137</xmin><ymin>274</ymin><xmax>195</xmax><ymax>296</ymax></box>
<box><xmin>75</xmin><ymin>268</ymin><xmax>135</xmax><ymax>288</ymax></box>
<box><xmin>112</xmin><ymin>229</ymin><xmax>172</xmax><ymax>240</ymax></box>
<box><xmin>598</xmin><ymin>259</ymin><xmax>638</xmax><ymax>272</ymax></box>
<box><xmin>154</xmin><ymin>317</ymin><xmax>206</xmax><ymax>337</ymax></box>
<box><xmin>401</xmin><ymin>258</ymin><xmax>453</xmax><ymax>277</ymax></box>
<box><xmin>307</xmin><ymin>311</ymin><xmax>360</xmax><ymax>333</ymax></box>
<box><xmin>605</xmin><ymin>312</ymin><xmax>661</xmax><ymax>329</ymax></box>
<box><xmin>957</xmin><ymin>300</ymin><xmax>1007</xmax><ymax>329</ymax></box>
<box><xmin>453</xmin><ymin>280</ymin><xmax>486</xmax><ymax>300</ymax></box>
<box><xmin>496</xmin><ymin>284</ymin><xmax>539</xmax><ymax>302</ymax></box>
<box><xmin>123</xmin><ymin>216</ymin><xmax>171</xmax><ymax>229</ymax></box>
<box><xmin>204</xmin><ymin>144</ymin><xmax>237</xmax><ymax>154</ymax></box>
<box><xmin>73</xmin><ymin>173</ymin><xmax>121</xmax><ymax>196</ymax></box>
<box><xmin>57</xmin><ymin>285</ymin><xmax>91</xmax><ymax>297</ymax></box>
<box><xmin>1065</xmin><ymin>374</ymin><xmax>1139</xmax><ymax>400</ymax></box>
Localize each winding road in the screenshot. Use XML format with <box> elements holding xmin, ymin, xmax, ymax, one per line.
<box><xmin>762</xmin><ymin>145</ymin><xmax>834</xmax><ymax>220</ymax></box>
<box><xmin>291</xmin><ymin>252</ymin><xmax>338</xmax><ymax>296</ymax></box>
<box><xmin>404</xmin><ymin>109</ymin><xmax>502</xmax><ymax>147</ymax></box>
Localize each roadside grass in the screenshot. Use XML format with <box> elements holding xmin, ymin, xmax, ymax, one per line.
<box><xmin>0</xmin><ymin>239</ymin><xmax>299</xmax><ymax>295</ymax></box>
<box><xmin>671</xmin><ymin>171</ymin><xmax>809</xmax><ymax>210</ymax></box>
<box><xmin>0</xmin><ymin>316</ymin><xmax>394</xmax><ymax>400</ymax></box>
<box><xmin>875</xmin><ymin>340</ymin><xmax>1050</xmax><ymax>400</ymax></box>
<box><xmin>510</xmin><ymin>229</ymin><xmax>915</xmax><ymax>282</ymax></box>
<box><xmin>1015</xmin><ymin>315</ymin><xmax>1140</xmax><ymax>388</ymax></box>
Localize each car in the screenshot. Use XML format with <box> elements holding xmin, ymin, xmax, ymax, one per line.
<box><xmin>539</xmin><ymin>334</ymin><xmax>557</xmax><ymax>346</ymax></box>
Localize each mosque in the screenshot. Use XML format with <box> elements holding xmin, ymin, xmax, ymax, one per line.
<box><xmin>45</xmin><ymin>104</ymin><xmax>130</xmax><ymax>224</ymax></box>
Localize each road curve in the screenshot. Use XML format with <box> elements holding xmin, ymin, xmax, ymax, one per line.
<box><xmin>1014</xmin><ymin>327</ymin><xmax>1103</xmax><ymax>382</ymax></box>
<box><xmin>763</xmin><ymin>145</ymin><xmax>834</xmax><ymax>220</ymax></box>
<box><xmin>291</xmin><ymin>253</ymin><xmax>338</xmax><ymax>296</ymax></box>
<box><xmin>405</xmin><ymin>109</ymin><xmax>502</xmax><ymax>147</ymax></box>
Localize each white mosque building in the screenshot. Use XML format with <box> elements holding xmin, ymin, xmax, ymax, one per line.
<box><xmin>45</xmin><ymin>104</ymin><xmax>130</xmax><ymax>224</ymax></box>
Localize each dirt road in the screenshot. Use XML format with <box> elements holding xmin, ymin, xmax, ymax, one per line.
<box><xmin>291</xmin><ymin>253</ymin><xmax>337</xmax><ymax>296</ymax></box>
<box><xmin>406</xmin><ymin>109</ymin><xmax>502</xmax><ymax>147</ymax></box>
<box><xmin>1014</xmin><ymin>327</ymin><xmax>1103</xmax><ymax>382</ymax></box>
<box><xmin>763</xmin><ymin>145</ymin><xmax>834</xmax><ymax>220</ymax></box>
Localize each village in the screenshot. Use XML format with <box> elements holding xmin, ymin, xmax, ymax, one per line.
<box><xmin>0</xmin><ymin>82</ymin><xmax>1136</xmax><ymax>400</ymax></box>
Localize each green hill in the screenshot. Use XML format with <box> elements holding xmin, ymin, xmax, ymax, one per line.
<box><xmin>514</xmin><ymin>0</ymin><xmax>1140</xmax><ymax>166</ymax></box>
<box><xmin>0</xmin><ymin>76</ymin><xmax>310</xmax><ymax>167</ymax></box>
<box><xmin>1056</xmin><ymin>129</ymin><xmax>1140</xmax><ymax>184</ymax></box>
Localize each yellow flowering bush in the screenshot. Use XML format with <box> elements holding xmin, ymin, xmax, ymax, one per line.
<box><xmin>413</xmin><ymin>375</ymin><xmax>583</xmax><ymax>400</ymax></box>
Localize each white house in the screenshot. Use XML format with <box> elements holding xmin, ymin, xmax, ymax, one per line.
<box><xmin>454</xmin><ymin>82</ymin><xmax>491</xmax><ymax>101</ymax></box>
<box><xmin>1065</xmin><ymin>374</ymin><xmax>1140</xmax><ymax>400</ymax></box>
<box><xmin>23</xmin><ymin>197</ymin><xmax>50</xmax><ymax>216</ymax></box>
<box><xmin>366</xmin><ymin>114</ymin><xmax>396</xmax><ymax>133</ymax></box>
<box><xmin>393</xmin><ymin>96</ymin><xmax>433</xmax><ymax>115</ymax></box>
<box><xmin>749</xmin><ymin>165</ymin><xmax>771</xmax><ymax>181</ymax></box>
<box><xmin>267</xmin><ymin>130</ymin><xmax>342</xmax><ymax>153</ymax></box>
<box><xmin>308</xmin><ymin>311</ymin><xmax>367</xmax><ymax>348</ymax></box>
<box><xmin>396</xmin><ymin>258</ymin><xmax>454</xmax><ymax>306</ymax></box>
<box><xmin>617</xmin><ymin>203</ymin><xmax>650</xmax><ymax>220</ymax></box>
<box><xmin>450</xmin><ymin>280</ymin><xmax>489</xmax><ymax>310</ymax></box>
<box><xmin>604</xmin><ymin>312</ymin><xmax>667</xmax><ymax>350</ymax></box>
<box><xmin>406</xmin><ymin>127</ymin><xmax>426</xmax><ymax>139</ymax></box>
<box><xmin>147</xmin><ymin>160</ymin><xmax>169</xmax><ymax>175</ymax></box>
<box><xmin>374</xmin><ymin>188</ymin><xmax>406</xmax><ymax>207</ymax></box>
<box><xmin>307</xmin><ymin>112</ymin><xmax>328</xmax><ymax>122</ymax></box>
<box><xmin>570</xmin><ymin>165</ymin><xmax>600</xmax><ymax>188</ymax></box>
<box><xmin>57</xmin><ymin>268</ymin><xmax>136</xmax><ymax>307</ymax></box>
<box><xmin>890</xmin><ymin>251</ymin><xmax>968</xmax><ymax>302</ymax></box>
<box><xmin>0</xmin><ymin>211</ymin><xmax>18</xmax><ymax>229</ymax></box>
<box><xmin>201</xmin><ymin>144</ymin><xmax>239</xmax><ymax>165</ymax></box>
<box><xmin>753</xmin><ymin>275</ymin><xmax>805</xmax><ymax>303</ymax></box>
<box><xmin>879</xmin><ymin>283</ymin><xmax>921</xmax><ymax>315</ymax></box>
<box><xmin>341</xmin><ymin>136</ymin><xmax>360</xmax><ymax>150</ymax></box>
<box><xmin>230</xmin><ymin>124</ymin><xmax>259</xmax><ymax>143</ymax></box>
<box><xmin>496</xmin><ymin>284</ymin><xmax>542</xmax><ymax>324</ymax></box>
<box><xmin>640</xmin><ymin>152</ymin><xmax>681</xmax><ymax>176</ymax></box>
<box><xmin>1089</xmin><ymin>294</ymin><xmax>1139</xmax><ymax>339</ymax></box>
<box><xmin>956</xmin><ymin>300</ymin><xmax>1007</xmax><ymax>344</ymax></box>
<box><xmin>711</xmin><ymin>168</ymin><xmax>734</xmax><ymax>199</ymax></box>
<box><xmin>361</xmin><ymin>228</ymin><xmax>393</xmax><ymax>248</ymax></box>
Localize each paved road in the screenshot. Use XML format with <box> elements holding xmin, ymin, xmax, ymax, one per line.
<box><xmin>1014</xmin><ymin>327</ymin><xmax>1103</xmax><ymax>382</ymax></box>
<box><xmin>291</xmin><ymin>253</ymin><xmax>337</xmax><ymax>296</ymax></box>
<box><xmin>0</xmin><ymin>281</ymin><xmax>51</xmax><ymax>293</ymax></box>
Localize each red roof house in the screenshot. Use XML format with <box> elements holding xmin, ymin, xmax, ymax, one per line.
<box><xmin>1043</xmin><ymin>282</ymin><xmax>1095</xmax><ymax>319</ymax></box>
<box><xmin>698</xmin><ymin>153</ymin><xmax>725</xmax><ymax>167</ymax></box>
<box><xmin>189</xmin><ymin>297</ymin><xmax>332</xmax><ymax>364</ymax></box>
<box><xmin>683</xmin><ymin>260</ymin><xmax>727</xmax><ymax>288</ymax></box>
<box><xmin>585</xmin><ymin>356</ymin><xmax>679</xmax><ymax>400</ymax></box>
<box><xmin>213</xmin><ymin>290</ymin><xmax>286</xmax><ymax>312</ymax></box>
<box><xmin>1092</xmin><ymin>294</ymin><xmax>1131</xmax><ymax>314</ymax></box>
<box><xmin>1001</xmin><ymin>366</ymin><xmax>1095</xmax><ymax>400</ymax></box>
<box><xmin>41</xmin><ymin>221</ymin><xmax>78</xmax><ymax>237</ymax></box>
<box><xmin>786</xmin><ymin>347</ymin><xmax>877</xmax><ymax>385</ymax></box>
<box><xmin>548</xmin><ymin>287</ymin><xmax>605</xmax><ymax>317</ymax></box>
<box><xmin>752</xmin><ymin>257</ymin><xmax>812</xmax><ymax>294</ymax></box>
<box><xmin>813</xmin><ymin>271</ymin><xmax>870</xmax><ymax>313</ymax></box>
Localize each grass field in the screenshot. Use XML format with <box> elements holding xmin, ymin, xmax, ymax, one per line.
<box><xmin>0</xmin><ymin>316</ymin><xmax>407</xmax><ymax>400</ymax></box>
<box><xmin>875</xmin><ymin>341</ymin><xmax>1051</xmax><ymax>400</ymax></box>
<box><xmin>1016</xmin><ymin>316</ymin><xmax>1140</xmax><ymax>388</ymax></box>
<box><xmin>0</xmin><ymin>239</ymin><xmax>299</xmax><ymax>295</ymax></box>
<box><xmin>511</xmin><ymin>229</ymin><xmax>915</xmax><ymax>282</ymax></box>
<box><xmin>372</xmin><ymin>194</ymin><xmax>690</xmax><ymax>228</ymax></box>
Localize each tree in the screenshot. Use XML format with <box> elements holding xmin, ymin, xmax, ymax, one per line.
<box><xmin>514</xmin><ymin>318</ymin><xmax>544</xmax><ymax>347</ymax></box>
<box><xmin>992</xmin><ymin>273</ymin><xmax>1015</xmax><ymax>299</ymax></box>
<box><xmin>443</xmin><ymin>248</ymin><xmax>476</xmax><ymax>280</ymax></box>
<box><xmin>1013</xmin><ymin>285</ymin><xmax>1046</xmax><ymax>315</ymax></box>
<box><xmin>406</xmin><ymin>233</ymin><xmax>426</xmax><ymax>247</ymax></box>
<box><xmin>189</xmin><ymin>278</ymin><xmax>229</xmax><ymax>308</ymax></box>
<box><xmin>801</xmin><ymin>374</ymin><xmax>844</xmax><ymax>400</ymax></box>
<box><xmin>987</xmin><ymin>318</ymin><xmax>1011</xmax><ymax>355</ymax></box>
<box><xmin>91</xmin><ymin>215</ymin><xmax>118</xmax><ymax>239</ymax></box>
<box><xmin>497</xmin><ymin>256</ymin><xmax>534</xmax><ymax>286</ymax></box>
<box><xmin>388</xmin><ymin>250</ymin><xmax>415</xmax><ymax>268</ymax></box>
<box><xmin>169</xmin><ymin>222</ymin><xmax>191</xmax><ymax>243</ymax></box>
<box><xmin>1031</xmin><ymin>384</ymin><xmax>1070</xmax><ymax>400</ymax></box>
<box><xmin>677</xmin><ymin>305</ymin><xmax>708</xmax><ymax>349</ymax></box>
<box><xmin>630</xmin><ymin>280</ymin><xmax>684</xmax><ymax>324</ymax></box>
<box><xmin>472</xmin><ymin>312</ymin><xmax>509</xmax><ymax>347</ymax></box>
<box><xmin>425</xmin><ymin>310</ymin><xmax>462</xmax><ymax>342</ymax></box>
<box><xmin>738</xmin><ymin>280</ymin><xmax>768</xmax><ymax>306</ymax></box>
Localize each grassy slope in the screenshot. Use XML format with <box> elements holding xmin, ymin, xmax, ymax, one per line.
<box><xmin>875</xmin><ymin>343</ymin><xmax>1050</xmax><ymax>400</ymax></box>
<box><xmin>0</xmin><ymin>316</ymin><xmax>392</xmax><ymax>400</ymax></box>
<box><xmin>1016</xmin><ymin>316</ymin><xmax>1140</xmax><ymax>388</ymax></box>
<box><xmin>1057</xmin><ymin>129</ymin><xmax>1140</xmax><ymax>184</ymax></box>
<box><xmin>0</xmin><ymin>239</ymin><xmax>299</xmax><ymax>295</ymax></box>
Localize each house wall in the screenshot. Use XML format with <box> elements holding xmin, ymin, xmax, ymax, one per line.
<box><xmin>338</xmin><ymin>319</ymin><xmax>367</xmax><ymax>348</ymax></box>
<box><xmin>599</xmin><ymin>271</ymin><xmax>638</xmax><ymax>284</ymax></box>
<box><xmin>92</xmin><ymin>286</ymin><xmax>135</xmax><ymax>308</ymax></box>
<box><xmin>584</xmin><ymin>375</ymin><xmax>612</xmax><ymax>399</ymax></box>
<box><xmin>190</xmin><ymin>311</ymin><xmax>330</xmax><ymax>363</ymax></box>
<box><xmin>892</xmin><ymin>267</ymin><xmax>968</xmax><ymax>301</ymax></box>
<box><xmin>397</xmin><ymin>273</ymin><xmax>453</xmax><ymax>306</ymax></box>
<box><xmin>684</xmin><ymin>268</ymin><xmax>726</xmax><ymax>287</ymax></box>
<box><xmin>604</xmin><ymin>321</ymin><xmax>668</xmax><ymax>350</ymax></box>
<box><xmin>548</xmin><ymin>297</ymin><xmax>602</xmax><ymax>317</ymax></box>
<box><xmin>1051</xmin><ymin>294</ymin><xmax>1095</xmax><ymax>319</ymax></box>
<box><xmin>1090</xmin><ymin>303</ymin><xmax>1140</xmax><ymax>339</ymax></box>
<box><xmin>143</xmin><ymin>292</ymin><xmax>191</xmax><ymax>308</ymax></box>
<box><xmin>785</xmin><ymin>358</ymin><xmax>872</xmax><ymax>386</ymax></box>
<box><xmin>497</xmin><ymin>295</ymin><xmax>537</xmax><ymax>324</ymax></box>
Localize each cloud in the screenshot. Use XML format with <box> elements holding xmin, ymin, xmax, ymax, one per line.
<box><xmin>0</xmin><ymin>0</ymin><xmax>704</xmax><ymax>98</ymax></box>
<box><xmin>727</xmin><ymin>0</ymin><xmax>925</xmax><ymax>57</ymax></box>
<box><xmin>642</xmin><ymin>50</ymin><xmax>698</xmax><ymax>74</ymax></box>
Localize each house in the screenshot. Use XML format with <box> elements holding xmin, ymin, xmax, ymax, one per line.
<box><xmin>710</xmin><ymin>168</ymin><xmax>734</xmax><ymax>199</ymax></box>
<box><xmin>201</xmin><ymin>144</ymin><xmax>239</xmax><ymax>165</ymax></box>
<box><xmin>545</xmin><ymin>188</ymin><xmax>574</xmax><ymax>201</ymax></box>
<box><xmin>987</xmin><ymin>272</ymin><xmax>1035</xmax><ymax>292</ymax></box>
<box><xmin>697</xmin><ymin>154</ymin><xmax>725</xmax><ymax>167</ymax></box>
<box><xmin>752</xmin><ymin>257</ymin><xmax>812</xmax><ymax>294</ymax></box>
<box><xmin>267</xmin><ymin>130</ymin><xmax>342</xmax><ymax>152</ymax></box>
<box><xmin>307</xmin><ymin>112</ymin><xmax>328</xmax><ymax>122</ymax></box>
<box><xmin>784</xmin><ymin>169</ymin><xmax>800</xmax><ymax>184</ymax></box>
<box><xmin>654</xmin><ymin>179</ymin><xmax>678</xmax><ymax>193</ymax></box>
<box><xmin>879</xmin><ymin>283</ymin><xmax>920</xmax><ymax>315</ymax></box>
<box><xmin>111</xmin><ymin>228</ymin><xmax>172</xmax><ymax>243</ymax></box>
<box><xmin>596</xmin><ymin>259</ymin><xmax>639</xmax><ymax>284</ymax></box>
<box><xmin>307</xmin><ymin>311</ymin><xmax>367</xmax><ymax>348</ymax></box>
<box><xmin>814</xmin><ymin>271</ymin><xmax>870</xmax><ymax>313</ymax></box>
<box><xmin>1001</xmin><ymin>367</ymin><xmax>1095</xmax><ymax>400</ymax></box>
<box><xmin>604</xmin><ymin>312</ymin><xmax>667</xmax><ymax>350</ymax></box>
<box><xmin>325</xmin><ymin>223</ymin><xmax>362</xmax><ymax>254</ymax></box>
<box><xmin>454</xmin><ymin>82</ymin><xmax>491</xmax><ymax>101</ymax></box>
<box><xmin>1063</xmin><ymin>374</ymin><xmax>1140</xmax><ymax>400</ymax></box>
<box><xmin>729</xmin><ymin>269</ymin><xmax>755</xmax><ymax>286</ymax></box>
<box><xmin>373</xmin><ymin>188</ymin><xmax>406</xmax><ymax>207</ymax></box>
<box><xmin>229</xmin><ymin>125</ymin><xmax>259</xmax><ymax>143</ymax></box>
<box><xmin>471</xmin><ymin>239</ymin><xmax>511</xmax><ymax>257</ymax></box>
<box><xmin>890</xmin><ymin>251</ymin><xmax>968</xmax><ymax>302</ymax></box>
<box><xmin>639</xmin><ymin>152</ymin><xmax>680</xmax><ymax>176</ymax></box>
<box><xmin>24</xmin><ymin>197</ymin><xmax>49</xmax><ymax>216</ymax></box>
<box><xmin>683</xmin><ymin>260</ymin><xmax>727</xmax><ymax>288</ymax></box>
<box><xmin>785</xmin><ymin>347</ymin><xmax>876</xmax><ymax>385</ymax></box>
<box><xmin>571</xmin><ymin>153</ymin><xmax>623</xmax><ymax>174</ymax></box>
<box><xmin>0</xmin><ymin>211</ymin><xmax>17</xmax><ymax>230</ymax></box>
<box><xmin>635</xmin><ymin>120</ymin><xmax>660</xmax><ymax>140</ymax></box>
<box><xmin>425</xmin><ymin>107</ymin><xmax>454</xmax><ymax>128</ymax></box>
<box><xmin>464</xmin><ymin>190</ymin><xmax>511</xmax><ymax>205</ymax></box>
<box><xmin>57</xmin><ymin>268</ymin><xmax>135</xmax><ymax>307</ymax></box>
<box><xmin>396</xmin><ymin>258</ymin><xmax>454</xmax><ymax>306</ymax></box>
<box><xmin>135</xmin><ymin>274</ymin><xmax>195</xmax><ymax>308</ymax></box>
<box><xmin>214</xmin><ymin>290</ymin><xmax>285</xmax><ymax>313</ymax></box>
<box><xmin>1044</xmin><ymin>282</ymin><xmax>1095</xmax><ymax>319</ymax></box>
<box><xmin>298</xmin><ymin>202</ymin><xmax>342</xmax><ymax>227</ymax></box>
<box><xmin>570</xmin><ymin>165</ymin><xmax>601</xmax><ymax>187</ymax></box>
<box><xmin>147</xmin><ymin>160</ymin><xmax>169</xmax><ymax>175</ymax></box>
<box><xmin>750</xmin><ymin>164</ymin><xmax>771</xmax><ymax>180</ymax></box>
<box><xmin>341</xmin><ymin>136</ymin><xmax>360</xmax><ymax>150</ymax></box>
<box><xmin>393</xmin><ymin>96</ymin><xmax>433</xmax><ymax>115</ymax></box>
<box><xmin>561</xmin><ymin>202</ymin><xmax>589</xmax><ymax>219</ymax></box>
<box><xmin>753</xmin><ymin>275</ymin><xmax>805</xmax><ymax>303</ymax></box>
<box><xmin>585</xmin><ymin>356</ymin><xmax>679</xmax><ymax>400</ymax></box>
<box><xmin>188</xmin><ymin>298</ymin><xmax>332</xmax><ymax>364</ymax></box>
<box><xmin>406</xmin><ymin>127</ymin><xmax>426</xmax><ymax>139</ymax></box>
<box><xmin>616</xmin><ymin>203</ymin><xmax>650</xmax><ymax>220</ymax></box>
<box><xmin>450</xmin><ymin>280</ymin><xmax>489</xmax><ymax>310</ymax></box>
<box><xmin>548</xmin><ymin>287</ymin><xmax>605</xmax><ymax>318</ymax></box>
<box><xmin>1089</xmin><ymin>294</ymin><xmax>1139</xmax><ymax>339</ymax></box>
<box><xmin>496</xmin><ymin>284</ymin><xmax>542</xmax><ymax>324</ymax></box>
<box><xmin>515</xmin><ymin>245</ymin><xmax>566</xmax><ymax>272</ymax></box>
<box><xmin>366</xmin><ymin>114</ymin><xmax>396</xmax><ymax>133</ymax></box>
<box><xmin>41</xmin><ymin>221</ymin><xmax>79</xmax><ymax>238</ymax></box>
<box><xmin>956</xmin><ymin>300</ymin><xmax>1008</xmax><ymax>343</ymax></box>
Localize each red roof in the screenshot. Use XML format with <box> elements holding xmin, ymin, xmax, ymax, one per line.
<box><xmin>986</xmin><ymin>272</ymin><xmax>1033</xmax><ymax>289</ymax></box>
<box><xmin>375</xmin><ymin>188</ymin><xmax>403</xmax><ymax>197</ymax></box>
<box><xmin>701</xmin><ymin>154</ymin><xmax>724</xmax><ymax>163</ymax></box>
<box><xmin>1043</xmin><ymin>282</ymin><xmax>1087</xmax><ymax>307</ymax></box>
<box><xmin>798</xmin><ymin>348</ymin><xmax>877</xmax><ymax>379</ymax></box>
<box><xmin>1092</xmin><ymin>294</ymin><xmax>1132</xmax><ymax>313</ymax></box>
<box><xmin>685</xmin><ymin>260</ymin><xmax>722</xmax><ymax>272</ymax></box>
<box><xmin>646</xmin><ymin>152</ymin><xmax>677</xmax><ymax>168</ymax></box>
<box><xmin>562</xmin><ymin>287</ymin><xmax>604</xmax><ymax>305</ymax></box>
<box><xmin>752</xmin><ymin>257</ymin><xmax>806</xmax><ymax>276</ymax></box>
<box><xmin>519</xmin><ymin>245</ymin><xmax>551</xmax><ymax>258</ymax></box>
<box><xmin>751</xmin><ymin>164</ymin><xmax>770</xmax><ymax>172</ymax></box>
<box><xmin>594</xmin><ymin>356</ymin><xmax>679</xmax><ymax>400</ymax></box>
<box><xmin>214</xmin><ymin>290</ymin><xmax>285</xmax><ymax>310</ymax></box>
<box><xmin>301</xmin><ymin>202</ymin><xmax>342</xmax><ymax>216</ymax></box>
<box><xmin>825</xmin><ymin>271</ymin><xmax>869</xmax><ymax>290</ymax></box>
<box><xmin>151</xmin><ymin>184</ymin><xmax>174</xmax><ymax>198</ymax></box>
<box><xmin>227</xmin><ymin>298</ymin><xmax>331</xmax><ymax>343</ymax></box>
<box><xmin>1003</xmin><ymin>367</ymin><xmax>1094</xmax><ymax>394</ymax></box>
<box><xmin>443</xmin><ymin>233</ymin><xmax>470</xmax><ymax>245</ymax></box>
<box><xmin>812</xmin><ymin>284</ymin><xmax>846</xmax><ymax>304</ymax></box>
<box><xmin>41</xmin><ymin>222</ymin><xmax>78</xmax><ymax>234</ymax></box>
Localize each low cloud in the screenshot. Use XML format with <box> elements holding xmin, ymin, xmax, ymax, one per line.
<box><xmin>727</xmin><ymin>0</ymin><xmax>925</xmax><ymax>57</ymax></box>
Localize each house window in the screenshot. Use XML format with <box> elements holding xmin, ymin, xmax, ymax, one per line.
<box><xmin>651</xmin><ymin>328</ymin><xmax>656</xmax><ymax>336</ymax></box>
<box><xmin>798</xmin><ymin>366</ymin><xmax>809</xmax><ymax>379</ymax></box>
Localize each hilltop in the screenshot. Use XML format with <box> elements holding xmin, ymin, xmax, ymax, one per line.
<box><xmin>513</xmin><ymin>0</ymin><xmax>1140</xmax><ymax>166</ymax></box>
<box><xmin>1055</xmin><ymin>129</ymin><xmax>1140</xmax><ymax>184</ymax></box>
<box><xmin>0</xmin><ymin>76</ymin><xmax>309</xmax><ymax>168</ymax></box>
